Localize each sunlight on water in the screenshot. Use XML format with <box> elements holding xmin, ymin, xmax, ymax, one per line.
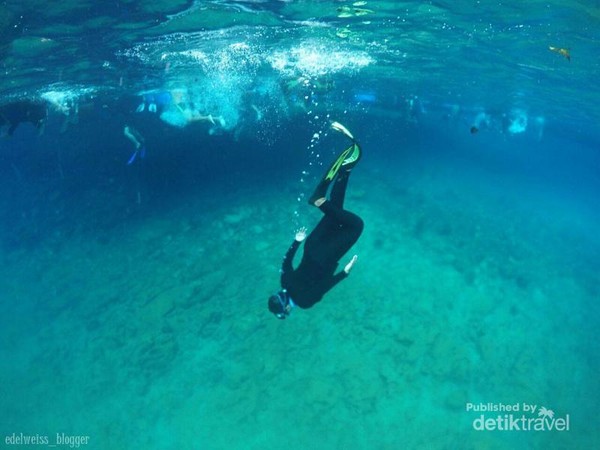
<box><xmin>121</xmin><ymin>28</ymin><xmax>373</xmax><ymax>79</ymax></box>
<box><xmin>267</xmin><ymin>41</ymin><xmax>374</xmax><ymax>78</ymax></box>
<box><xmin>116</xmin><ymin>28</ymin><xmax>374</xmax><ymax>132</ymax></box>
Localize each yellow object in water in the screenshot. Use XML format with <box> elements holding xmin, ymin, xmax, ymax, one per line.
<box><xmin>549</xmin><ymin>46</ymin><xmax>571</xmax><ymax>61</ymax></box>
<box><xmin>337</xmin><ymin>5</ymin><xmax>374</xmax><ymax>18</ymax></box>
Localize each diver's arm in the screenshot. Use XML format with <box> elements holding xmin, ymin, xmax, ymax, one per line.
<box><xmin>280</xmin><ymin>228</ymin><xmax>306</xmax><ymax>276</ymax></box>
<box><xmin>324</xmin><ymin>255</ymin><xmax>357</xmax><ymax>290</ymax></box>
<box><xmin>326</xmin><ymin>270</ymin><xmax>348</xmax><ymax>291</ymax></box>
<box><xmin>281</xmin><ymin>240</ymin><xmax>299</xmax><ymax>273</ymax></box>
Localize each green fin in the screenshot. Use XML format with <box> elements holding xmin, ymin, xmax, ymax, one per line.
<box><xmin>342</xmin><ymin>143</ymin><xmax>361</xmax><ymax>167</ymax></box>
<box><xmin>325</xmin><ymin>146</ymin><xmax>353</xmax><ymax>181</ymax></box>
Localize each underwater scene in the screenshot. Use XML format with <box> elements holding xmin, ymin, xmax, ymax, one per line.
<box><xmin>1</xmin><ymin>1</ymin><xmax>599</xmax><ymax>449</ymax></box>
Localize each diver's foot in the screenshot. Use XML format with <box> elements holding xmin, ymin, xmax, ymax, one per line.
<box><xmin>313</xmin><ymin>197</ymin><xmax>326</xmax><ymax>207</ymax></box>
<box><xmin>308</xmin><ymin>184</ymin><xmax>328</xmax><ymax>205</ymax></box>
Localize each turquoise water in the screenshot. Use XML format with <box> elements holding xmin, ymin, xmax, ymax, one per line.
<box><xmin>1</xmin><ymin>2</ymin><xmax>599</xmax><ymax>449</ymax></box>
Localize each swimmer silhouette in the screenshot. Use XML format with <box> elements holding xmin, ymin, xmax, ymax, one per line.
<box><xmin>0</xmin><ymin>100</ymin><xmax>47</xmax><ymax>136</ymax></box>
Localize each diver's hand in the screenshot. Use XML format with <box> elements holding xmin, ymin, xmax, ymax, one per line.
<box><xmin>344</xmin><ymin>255</ymin><xmax>358</xmax><ymax>274</ymax></box>
<box><xmin>295</xmin><ymin>227</ymin><xmax>307</xmax><ymax>242</ymax></box>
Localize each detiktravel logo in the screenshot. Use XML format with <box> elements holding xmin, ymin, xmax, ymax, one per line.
<box><xmin>466</xmin><ymin>402</ymin><xmax>570</xmax><ymax>431</ymax></box>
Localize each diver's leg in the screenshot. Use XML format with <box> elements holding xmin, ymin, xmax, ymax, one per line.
<box><xmin>329</xmin><ymin>169</ymin><xmax>350</xmax><ymax>209</ymax></box>
<box><xmin>305</xmin><ymin>191</ymin><xmax>363</xmax><ymax>262</ymax></box>
<box><xmin>309</xmin><ymin>169</ymin><xmax>350</xmax><ymax>209</ymax></box>
<box><xmin>318</xmin><ymin>200</ymin><xmax>362</xmax><ymax>230</ymax></box>
<box><xmin>308</xmin><ymin>177</ymin><xmax>331</xmax><ymax>207</ymax></box>
<box><xmin>306</xmin><ymin>161</ymin><xmax>361</xmax><ymax>263</ymax></box>
<box><xmin>308</xmin><ymin>142</ymin><xmax>360</xmax><ymax>206</ymax></box>
<box><xmin>305</xmin><ymin>209</ymin><xmax>363</xmax><ymax>266</ymax></box>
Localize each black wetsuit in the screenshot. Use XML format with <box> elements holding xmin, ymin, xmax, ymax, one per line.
<box><xmin>280</xmin><ymin>170</ymin><xmax>363</xmax><ymax>308</ymax></box>
<box><xmin>0</xmin><ymin>100</ymin><xmax>47</xmax><ymax>135</ymax></box>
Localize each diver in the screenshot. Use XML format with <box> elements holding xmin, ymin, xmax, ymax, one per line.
<box><xmin>0</xmin><ymin>100</ymin><xmax>47</xmax><ymax>136</ymax></box>
<box><xmin>268</xmin><ymin>122</ymin><xmax>364</xmax><ymax>319</ymax></box>
<box><xmin>123</xmin><ymin>125</ymin><xmax>146</xmax><ymax>164</ymax></box>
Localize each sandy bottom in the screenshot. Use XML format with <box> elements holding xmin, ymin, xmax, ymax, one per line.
<box><xmin>1</xmin><ymin>160</ymin><xmax>598</xmax><ymax>450</ymax></box>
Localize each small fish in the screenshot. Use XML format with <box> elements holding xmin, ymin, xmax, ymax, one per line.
<box><xmin>549</xmin><ymin>46</ymin><xmax>570</xmax><ymax>61</ymax></box>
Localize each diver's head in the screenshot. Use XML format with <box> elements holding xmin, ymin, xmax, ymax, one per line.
<box><xmin>268</xmin><ymin>289</ymin><xmax>294</xmax><ymax>320</ymax></box>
